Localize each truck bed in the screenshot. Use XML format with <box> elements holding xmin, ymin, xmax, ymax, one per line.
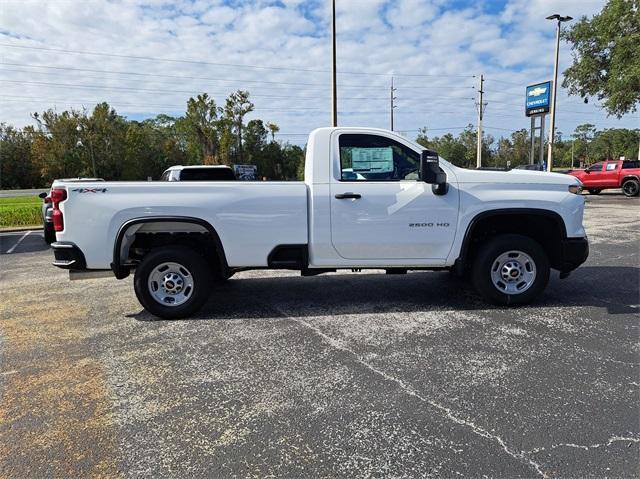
<box><xmin>55</xmin><ymin>181</ymin><xmax>308</xmax><ymax>269</ymax></box>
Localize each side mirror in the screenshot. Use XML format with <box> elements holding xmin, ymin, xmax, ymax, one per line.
<box><xmin>585</xmin><ymin>169</ymin><xmax>591</xmax><ymax>173</ymax></box>
<box><xmin>38</xmin><ymin>192</ymin><xmax>48</xmax><ymax>199</ymax></box>
<box><xmin>420</xmin><ymin>149</ymin><xmax>448</xmax><ymax>195</ymax></box>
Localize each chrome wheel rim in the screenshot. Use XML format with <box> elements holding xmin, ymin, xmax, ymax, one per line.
<box><xmin>148</xmin><ymin>262</ymin><xmax>194</xmax><ymax>306</ymax></box>
<box><xmin>490</xmin><ymin>250</ymin><xmax>536</xmax><ymax>295</ymax></box>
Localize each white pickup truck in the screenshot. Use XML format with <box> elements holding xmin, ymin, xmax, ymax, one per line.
<box><xmin>49</xmin><ymin>127</ymin><xmax>588</xmax><ymax>318</ymax></box>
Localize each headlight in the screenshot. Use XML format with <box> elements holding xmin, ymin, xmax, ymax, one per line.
<box><xmin>568</xmin><ymin>184</ymin><xmax>582</xmax><ymax>194</ymax></box>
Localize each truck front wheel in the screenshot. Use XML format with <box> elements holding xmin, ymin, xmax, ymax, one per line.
<box><xmin>134</xmin><ymin>246</ymin><xmax>212</xmax><ymax>319</ymax></box>
<box><xmin>471</xmin><ymin>234</ymin><xmax>550</xmax><ymax>306</ymax></box>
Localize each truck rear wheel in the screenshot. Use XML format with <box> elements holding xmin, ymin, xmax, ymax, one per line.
<box><xmin>622</xmin><ymin>179</ymin><xmax>639</xmax><ymax>197</ymax></box>
<box><xmin>471</xmin><ymin>234</ymin><xmax>549</xmax><ymax>306</ymax></box>
<box><xmin>134</xmin><ymin>246</ymin><xmax>212</xmax><ymax>319</ymax></box>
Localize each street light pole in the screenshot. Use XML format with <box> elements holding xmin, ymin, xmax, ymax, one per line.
<box><xmin>545</xmin><ymin>14</ymin><xmax>572</xmax><ymax>172</ymax></box>
<box><xmin>331</xmin><ymin>0</ymin><xmax>337</xmax><ymax>127</ymax></box>
<box><xmin>390</xmin><ymin>76</ymin><xmax>397</xmax><ymax>131</ymax></box>
<box><xmin>475</xmin><ymin>74</ymin><xmax>485</xmax><ymax>169</ymax></box>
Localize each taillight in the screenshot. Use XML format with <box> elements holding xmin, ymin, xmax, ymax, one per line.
<box><xmin>50</xmin><ymin>188</ymin><xmax>67</xmax><ymax>232</ymax></box>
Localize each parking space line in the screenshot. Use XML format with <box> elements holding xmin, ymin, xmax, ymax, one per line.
<box><xmin>6</xmin><ymin>231</ymin><xmax>31</xmax><ymax>254</ymax></box>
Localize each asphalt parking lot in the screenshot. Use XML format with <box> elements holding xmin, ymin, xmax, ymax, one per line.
<box><xmin>1</xmin><ymin>192</ymin><xmax>638</xmax><ymax>478</ymax></box>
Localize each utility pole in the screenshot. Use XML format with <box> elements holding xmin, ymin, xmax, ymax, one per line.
<box><xmin>331</xmin><ymin>0</ymin><xmax>337</xmax><ymax>127</ymax></box>
<box><xmin>390</xmin><ymin>76</ymin><xmax>397</xmax><ymax>131</ymax></box>
<box><xmin>475</xmin><ymin>74</ymin><xmax>486</xmax><ymax>168</ymax></box>
<box><xmin>546</xmin><ymin>14</ymin><xmax>573</xmax><ymax>171</ymax></box>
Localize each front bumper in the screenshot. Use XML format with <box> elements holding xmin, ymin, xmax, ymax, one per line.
<box><xmin>51</xmin><ymin>241</ymin><xmax>86</xmax><ymax>270</ymax></box>
<box><xmin>559</xmin><ymin>237</ymin><xmax>589</xmax><ymax>273</ymax></box>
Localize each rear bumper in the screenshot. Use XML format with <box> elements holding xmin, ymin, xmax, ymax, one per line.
<box><xmin>559</xmin><ymin>237</ymin><xmax>589</xmax><ymax>272</ymax></box>
<box><xmin>51</xmin><ymin>241</ymin><xmax>86</xmax><ymax>270</ymax></box>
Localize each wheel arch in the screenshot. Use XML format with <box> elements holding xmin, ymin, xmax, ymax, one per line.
<box><xmin>455</xmin><ymin>208</ymin><xmax>567</xmax><ymax>273</ymax></box>
<box><xmin>111</xmin><ymin>216</ymin><xmax>228</xmax><ymax>279</ymax></box>
<box><xmin>621</xmin><ymin>174</ymin><xmax>640</xmax><ymax>183</ymax></box>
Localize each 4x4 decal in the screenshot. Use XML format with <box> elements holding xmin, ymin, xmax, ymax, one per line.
<box><xmin>71</xmin><ymin>188</ymin><xmax>108</xmax><ymax>193</ymax></box>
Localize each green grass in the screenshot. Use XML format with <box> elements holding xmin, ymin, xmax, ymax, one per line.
<box><xmin>0</xmin><ymin>195</ymin><xmax>43</xmax><ymax>228</ymax></box>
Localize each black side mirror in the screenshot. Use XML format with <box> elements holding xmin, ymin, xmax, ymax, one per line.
<box><xmin>38</xmin><ymin>192</ymin><xmax>47</xmax><ymax>199</ymax></box>
<box><xmin>420</xmin><ymin>149</ymin><xmax>448</xmax><ymax>195</ymax></box>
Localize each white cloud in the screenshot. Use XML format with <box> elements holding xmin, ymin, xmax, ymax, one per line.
<box><xmin>0</xmin><ymin>0</ymin><xmax>636</xmax><ymax>145</ymax></box>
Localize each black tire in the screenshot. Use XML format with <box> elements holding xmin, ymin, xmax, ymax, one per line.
<box><xmin>471</xmin><ymin>234</ymin><xmax>550</xmax><ymax>306</ymax></box>
<box><xmin>587</xmin><ymin>188</ymin><xmax>602</xmax><ymax>195</ymax></box>
<box><xmin>622</xmin><ymin>179</ymin><xmax>640</xmax><ymax>197</ymax></box>
<box><xmin>134</xmin><ymin>246</ymin><xmax>212</xmax><ymax>319</ymax></box>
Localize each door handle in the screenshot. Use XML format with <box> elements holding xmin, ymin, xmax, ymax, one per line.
<box><xmin>335</xmin><ymin>192</ymin><xmax>361</xmax><ymax>199</ymax></box>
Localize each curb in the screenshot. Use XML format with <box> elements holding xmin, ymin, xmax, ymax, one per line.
<box><xmin>0</xmin><ymin>226</ymin><xmax>43</xmax><ymax>233</ymax></box>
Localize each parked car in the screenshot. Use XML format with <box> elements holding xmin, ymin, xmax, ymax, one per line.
<box><xmin>515</xmin><ymin>163</ymin><xmax>545</xmax><ymax>171</ymax></box>
<box><xmin>40</xmin><ymin>178</ymin><xmax>104</xmax><ymax>244</ymax></box>
<box><xmin>160</xmin><ymin>165</ymin><xmax>236</xmax><ymax>181</ymax></box>
<box><xmin>568</xmin><ymin>160</ymin><xmax>640</xmax><ymax>197</ymax></box>
<box><xmin>49</xmin><ymin>127</ymin><xmax>588</xmax><ymax>319</ymax></box>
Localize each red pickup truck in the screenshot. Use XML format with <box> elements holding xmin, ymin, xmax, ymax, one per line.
<box><xmin>569</xmin><ymin>160</ymin><xmax>640</xmax><ymax>197</ymax></box>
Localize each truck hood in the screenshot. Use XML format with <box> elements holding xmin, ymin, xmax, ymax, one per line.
<box><xmin>451</xmin><ymin>166</ymin><xmax>579</xmax><ymax>186</ymax></box>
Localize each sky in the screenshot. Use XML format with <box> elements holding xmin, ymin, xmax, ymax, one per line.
<box><xmin>0</xmin><ymin>0</ymin><xmax>637</xmax><ymax>145</ymax></box>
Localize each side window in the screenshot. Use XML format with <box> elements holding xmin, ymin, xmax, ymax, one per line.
<box><xmin>588</xmin><ymin>163</ymin><xmax>603</xmax><ymax>172</ymax></box>
<box><xmin>606</xmin><ymin>163</ymin><xmax>618</xmax><ymax>171</ymax></box>
<box><xmin>623</xmin><ymin>161</ymin><xmax>640</xmax><ymax>169</ymax></box>
<box><xmin>339</xmin><ymin>134</ymin><xmax>420</xmax><ymax>181</ymax></box>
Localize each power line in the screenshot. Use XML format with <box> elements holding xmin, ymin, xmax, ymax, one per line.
<box><xmin>0</xmin><ymin>95</ymin><xmax>473</xmax><ymax>116</ymax></box>
<box><xmin>0</xmin><ymin>79</ymin><xmax>390</xmax><ymax>100</ymax></box>
<box><xmin>277</xmin><ymin>127</ymin><xmax>471</xmax><ymax>136</ymax></box>
<box><xmin>0</xmin><ymin>66</ymin><xmax>476</xmax><ymax>92</ymax></box>
<box><xmin>0</xmin><ymin>62</ymin><xmax>344</xmax><ymax>88</ymax></box>
<box><xmin>484</xmin><ymin>125</ymin><xmax>524</xmax><ymax>132</ymax></box>
<box><xmin>0</xmin><ymin>43</ymin><xmax>476</xmax><ymax>78</ymax></box>
<box><xmin>485</xmin><ymin>78</ymin><xmax>525</xmax><ymax>87</ymax></box>
<box><xmin>0</xmin><ymin>78</ymin><xmax>477</xmax><ymax>103</ymax></box>
<box><xmin>0</xmin><ymin>95</ymin><xmax>325</xmax><ymax>113</ymax></box>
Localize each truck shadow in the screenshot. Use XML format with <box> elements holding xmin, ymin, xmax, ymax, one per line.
<box><xmin>133</xmin><ymin>265</ymin><xmax>638</xmax><ymax>321</ymax></box>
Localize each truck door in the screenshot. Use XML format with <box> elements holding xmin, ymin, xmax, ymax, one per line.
<box><xmin>601</xmin><ymin>161</ymin><xmax>620</xmax><ymax>187</ymax></box>
<box><xmin>329</xmin><ymin>132</ymin><xmax>459</xmax><ymax>261</ymax></box>
<box><xmin>585</xmin><ymin>162</ymin><xmax>605</xmax><ymax>187</ymax></box>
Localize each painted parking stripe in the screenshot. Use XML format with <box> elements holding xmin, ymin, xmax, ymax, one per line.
<box><xmin>6</xmin><ymin>231</ymin><xmax>31</xmax><ymax>254</ymax></box>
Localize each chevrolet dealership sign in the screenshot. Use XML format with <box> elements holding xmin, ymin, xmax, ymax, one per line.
<box><xmin>525</xmin><ymin>81</ymin><xmax>552</xmax><ymax>116</ymax></box>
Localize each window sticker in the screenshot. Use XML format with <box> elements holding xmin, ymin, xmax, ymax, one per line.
<box><xmin>351</xmin><ymin>147</ymin><xmax>394</xmax><ymax>173</ymax></box>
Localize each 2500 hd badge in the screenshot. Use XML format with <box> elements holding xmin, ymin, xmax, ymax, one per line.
<box><xmin>409</xmin><ymin>222</ymin><xmax>450</xmax><ymax>227</ymax></box>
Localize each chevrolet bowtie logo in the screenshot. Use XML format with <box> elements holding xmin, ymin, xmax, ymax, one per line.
<box><xmin>528</xmin><ymin>87</ymin><xmax>547</xmax><ymax>97</ymax></box>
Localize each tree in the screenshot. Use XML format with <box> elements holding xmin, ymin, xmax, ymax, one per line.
<box><xmin>224</xmin><ymin>90</ymin><xmax>254</xmax><ymax>163</ymax></box>
<box><xmin>571</xmin><ymin>123</ymin><xmax>596</xmax><ymax>163</ymax></box>
<box><xmin>181</xmin><ymin>93</ymin><xmax>222</xmax><ymax>165</ymax></box>
<box><xmin>82</xmin><ymin>102</ymin><xmax>128</xmax><ymax>179</ymax></box>
<box><xmin>244</xmin><ymin>119</ymin><xmax>268</xmax><ymax>164</ymax></box>
<box><xmin>0</xmin><ymin>124</ymin><xmax>38</xmax><ymax>188</ymax></box>
<box><xmin>589</xmin><ymin>128</ymin><xmax>640</xmax><ymax>160</ymax></box>
<box><xmin>562</xmin><ymin>0</ymin><xmax>640</xmax><ymax>117</ymax></box>
<box><xmin>280</xmin><ymin>144</ymin><xmax>305</xmax><ymax>180</ymax></box>
<box><xmin>32</xmin><ymin>109</ymin><xmax>85</xmax><ymax>180</ymax></box>
<box><xmin>266</xmin><ymin>122</ymin><xmax>280</xmax><ymax>142</ymax></box>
